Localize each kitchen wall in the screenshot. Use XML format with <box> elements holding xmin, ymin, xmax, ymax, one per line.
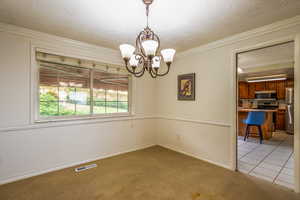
<box><xmin>0</xmin><ymin>25</ymin><xmax>157</xmax><ymax>184</ymax></box>
<box><xmin>155</xmin><ymin>16</ymin><xmax>300</xmax><ymax>171</ymax></box>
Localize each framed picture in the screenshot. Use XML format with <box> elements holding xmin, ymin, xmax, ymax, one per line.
<box><xmin>177</xmin><ymin>73</ymin><xmax>195</xmax><ymax>101</ymax></box>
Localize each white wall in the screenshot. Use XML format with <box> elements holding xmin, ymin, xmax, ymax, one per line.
<box><xmin>0</xmin><ymin>27</ymin><xmax>157</xmax><ymax>184</ymax></box>
<box><xmin>155</xmin><ymin>16</ymin><xmax>300</xmax><ymax>170</ymax></box>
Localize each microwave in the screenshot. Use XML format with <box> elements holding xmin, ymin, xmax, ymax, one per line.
<box><xmin>255</xmin><ymin>91</ymin><xmax>277</xmax><ymax>100</ymax></box>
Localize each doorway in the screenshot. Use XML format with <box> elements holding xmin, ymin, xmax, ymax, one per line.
<box><xmin>236</xmin><ymin>41</ymin><xmax>295</xmax><ymax>190</ymax></box>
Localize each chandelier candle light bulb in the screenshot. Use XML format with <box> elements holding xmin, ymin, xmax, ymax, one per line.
<box><xmin>129</xmin><ymin>55</ymin><xmax>140</xmax><ymax>67</ymax></box>
<box><xmin>119</xmin><ymin>0</ymin><xmax>176</xmax><ymax>78</ymax></box>
<box><xmin>152</xmin><ymin>56</ymin><xmax>161</xmax><ymax>68</ymax></box>
<box><xmin>142</xmin><ymin>40</ymin><xmax>159</xmax><ymax>57</ymax></box>
<box><xmin>119</xmin><ymin>44</ymin><xmax>135</xmax><ymax>59</ymax></box>
<box><xmin>161</xmin><ymin>49</ymin><xmax>176</xmax><ymax>64</ymax></box>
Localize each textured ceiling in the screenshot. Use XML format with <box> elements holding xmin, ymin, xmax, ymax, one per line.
<box><xmin>1</xmin><ymin>0</ymin><xmax>300</xmax><ymax>52</ymax></box>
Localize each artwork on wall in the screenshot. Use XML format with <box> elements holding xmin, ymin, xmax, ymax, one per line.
<box><xmin>177</xmin><ymin>73</ymin><xmax>195</xmax><ymax>101</ymax></box>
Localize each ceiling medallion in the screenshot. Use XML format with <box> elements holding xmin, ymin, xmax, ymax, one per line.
<box><xmin>119</xmin><ymin>0</ymin><xmax>176</xmax><ymax>78</ymax></box>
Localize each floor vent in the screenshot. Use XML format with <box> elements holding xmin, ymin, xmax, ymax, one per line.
<box><xmin>75</xmin><ymin>163</ymin><xmax>97</xmax><ymax>172</ymax></box>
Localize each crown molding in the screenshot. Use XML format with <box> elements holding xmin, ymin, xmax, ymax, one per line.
<box><xmin>178</xmin><ymin>15</ymin><xmax>300</xmax><ymax>58</ymax></box>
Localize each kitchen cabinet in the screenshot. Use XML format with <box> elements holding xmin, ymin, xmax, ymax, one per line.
<box><xmin>248</xmin><ymin>83</ymin><xmax>256</xmax><ymax>99</ymax></box>
<box><xmin>238</xmin><ymin>80</ymin><xmax>293</xmax><ymax>100</ymax></box>
<box><xmin>286</xmin><ymin>79</ymin><xmax>294</xmax><ymax>88</ymax></box>
<box><xmin>239</xmin><ymin>82</ymin><xmax>248</xmax><ymax>99</ymax></box>
<box><xmin>265</xmin><ymin>81</ymin><xmax>277</xmax><ymax>91</ymax></box>
<box><xmin>277</xmin><ymin>81</ymin><xmax>286</xmax><ymax>99</ymax></box>
<box><xmin>276</xmin><ymin>109</ymin><xmax>286</xmax><ymax>130</ymax></box>
<box><xmin>255</xmin><ymin>82</ymin><xmax>265</xmax><ymax>91</ymax></box>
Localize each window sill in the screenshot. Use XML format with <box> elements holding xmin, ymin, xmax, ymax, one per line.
<box><xmin>35</xmin><ymin>113</ymin><xmax>133</xmax><ymax>124</ymax></box>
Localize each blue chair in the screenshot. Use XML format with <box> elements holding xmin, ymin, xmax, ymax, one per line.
<box><xmin>243</xmin><ymin>111</ymin><xmax>265</xmax><ymax>144</ymax></box>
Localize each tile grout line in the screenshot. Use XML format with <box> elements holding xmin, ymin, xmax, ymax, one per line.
<box><xmin>272</xmin><ymin>147</ymin><xmax>294</xmax><ymax>184</ymax></box>
<box><xmin>247</xmin><ymin>136</ymin><xmax>286</xmax><ymax>175</ymax></box>
<box><xmin>238</xmin><ymin>136</ymin><xmax>266</xmax><ymax>160</ymax></box>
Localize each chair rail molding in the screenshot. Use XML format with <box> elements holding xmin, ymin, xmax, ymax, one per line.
<box><xmin>157</xmin><ymin>116</ymin><xmax>231</xmax><ymax>128</ymax></box>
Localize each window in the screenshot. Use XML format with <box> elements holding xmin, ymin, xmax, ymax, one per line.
<box><xmin>38</xmin><ymin>57</ymin><xmax>130</xmax><ymax>120</ymax></box>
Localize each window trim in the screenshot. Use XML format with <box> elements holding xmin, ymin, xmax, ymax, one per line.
<box><xmin>31</xmin><ymin>47</ymin><xmax>134</xmax><ymax>123</ymax></box>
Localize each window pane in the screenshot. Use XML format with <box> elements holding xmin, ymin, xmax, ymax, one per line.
<box><xmin>59</xmin><ymin>87</ymin><xmax>75</xmax><ymax>101</ymax></box>
<box><xmin>39</xmin><ymin>67</ymin><xmax>59</xmax><ymax>87</ymax></box>
<box><xmin>93</xmin><ymin>101</ymin><xmax>106</xmax><ymax>114</ymax></box>
<box><xmin>59</xmin><ymin>101</ymin><xmax>75</xmax><ymax>116</ymax></box>
<box><xmin>40</xmin><ymin>86</ymin><xmax>58</xmax><ymax>101</ymax></box>
<box><xmin>118</xmin><ymin>90</ymin><xmax>128</xmax><ymax>101</ymax></box>
<box><xmin>40</xmin><ymin>101</ymin><xmax>58</xmax><ymax>116</ymax></box>
<box><xmin>118</xmin><ymin>102</ymin><xmax>128</xmax><ymax>113</ymax></box>
<box><xmin>106</xmin><ymin>90</ymin><xmax>118</xmax><ymax>101</ymax></box>
<box><xmin>106</xmin><ymin>101</ymin><xmax>118</xmax><ymax>113</ymax></box>
<box><xmin>93</xmin><ymin>70</ymin><xmax>129</xmax><ymax>114</ymax></box>
<box><xmin>39</xmin><ymin>62</ymin><xmax>91</xmax><ymax>118</ymax></box>
<box><xmin>93</xmin><ymin>88</ymin><xmax>106</xmax><ymax>101</ymax></box>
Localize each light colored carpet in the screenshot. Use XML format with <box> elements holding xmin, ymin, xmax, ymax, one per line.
<box><xmin>0</xmin><ymin>146</ymin><xmax>299</xmax><ymax>200</ymax></box>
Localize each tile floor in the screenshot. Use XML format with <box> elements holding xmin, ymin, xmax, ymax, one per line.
<box><xmin>238</xmin><ymin>131</ymin><xmax>294</xmax><ymax>189</ymax></box>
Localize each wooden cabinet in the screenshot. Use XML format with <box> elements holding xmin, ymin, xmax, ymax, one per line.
<box><xmin>238</xmin><ymin>80</ymin><xmax>293</xmax><ymax>100</ymax></box>
<box><xmin>265</xmin><ymin>81</ymin><xmax>277</xmax><ymax>91</ymax></box>
<box><xmin>239</xmin><ymin>82</ymin><xmax>248</xmax><ymax>99</ymax></box>
<box><xmin>277</xmin><ymin>81</ymin><xmax>286</xmax><ymax>99</ymax></box>
<box><xmin>255</xmin><ymin>82</ymin><xmax>265</xmax><ymax>91</ymax></box>
<box><xmin>286</xmin><ymin>79</ymin><xmax>294</xmax><ymax>88</ymax></box>
<box><xmin>276</xmin><ymin>109</ymin><xmax>286</xmax><ymax>130</ymax></box>
<box><xmin>248</xmin><ymin>83</ymin><xmax>256</xmax><ymax>99</ymax></box>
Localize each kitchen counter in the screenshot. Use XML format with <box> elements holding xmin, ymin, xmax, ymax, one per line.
<box><xmin>238</xmin><ymin>108</ymin><xmax>275</xmax><ymax>140</ymax></box>
<box><xmin>238</xmin><ymin>108</ymin><xmax>277</xmax><ymax>112</ymax></box>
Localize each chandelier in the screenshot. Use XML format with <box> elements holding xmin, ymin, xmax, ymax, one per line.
<box><xmin>119</xmin><ymin>0</ymin><xmax>176</xmax><ymax>78</ymax></box>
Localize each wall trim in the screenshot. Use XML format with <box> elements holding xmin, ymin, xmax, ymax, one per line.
<box><xmin>0</xmin><ymin>115</ymin><xmax>156</xmax><ymax>133</ymax></box>
<box><xmin>157</xmin><ymin>116</ymin><xmax>231</xmax><ymax>127</ymax></box>
<box><xmin>159</xmin><ymin>144</ymin><xmax>232</xmax><ymax>170</ymax></box>
<box><xmin>0</xmin><ymin>144</ymin><xmax>156</xmax><ymax>185</ymax></box>
<box><xmin>178</xmin><ymin>15</ymin><xmax>300</xmax><ymax>58</ymax></box>
<box><xmin>0</xmin><ymin>116</ymin><xmax>230</xmax><ymax>132</ymax></box>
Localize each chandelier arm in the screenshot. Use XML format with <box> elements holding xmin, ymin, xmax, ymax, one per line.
<box><xmin>155</xmin><ymin>63</ymin><xmax>171</xmax><ymax>77</ymax></box>
<box><xmin>133</xmin><ymin>67</ymin><xmax>146</xmax><ymax>78</ymax></box>
<box><xmin>154</xmin><ymin>33</ymin><xmax>161</xmax><ymax>55</ymax></box>
<box><xmin>148</xmin><ymin>67</ymin><xmax>157</xmax><ymax>78</ymax></box>
<box><xmin>125</xmin><ymin>63</ymin><xmax>137</xmax><ymax>75</ymax></box>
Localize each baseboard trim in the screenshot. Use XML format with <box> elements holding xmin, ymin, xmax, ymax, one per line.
<box><xmin>159</xmin><ymin>144</ymin><xmax>232</xmax><ymax>170</ymax></box>
<box><xmin>0</xmin><ymin>144</ymin><xmax>156</xmax><ymax>185</ymax></box>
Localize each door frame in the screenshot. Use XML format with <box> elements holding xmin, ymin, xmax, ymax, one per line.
<box><xmin>230</xmin><ymin>35</ymin><xmax>300</xmax><ymax>192</ymax></box>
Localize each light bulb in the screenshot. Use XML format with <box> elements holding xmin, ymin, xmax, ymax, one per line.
<box><xmin>129</xmin><ymin>55</ymin><xmax>139</xmax><ymax>67</ymax></box>
<box><xmin>152</xmin><ymin>56</ymin><xmax>161</xmax><ymax>68</ymax></box>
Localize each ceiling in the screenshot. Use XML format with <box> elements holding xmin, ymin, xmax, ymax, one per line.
<box><xmin>1</xmin><ymin>0</ymin><xmax>300</xmax><ymax>52</ymax></box>
<box><xmin>238</xmin><ymin>42</ymin><xmax>294</xmax><ymax>80</ymax></box>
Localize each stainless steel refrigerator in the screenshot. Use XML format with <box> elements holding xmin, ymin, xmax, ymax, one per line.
<box><xmin>285</xmin><ymin>88</ymin><xmax>294</xmax><ymax>134</ymax></box>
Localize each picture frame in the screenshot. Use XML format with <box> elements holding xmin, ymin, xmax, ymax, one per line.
<box><xmin>177</xmin><ymin>73</ymin><xmax>195</xmax><ymax>101</ymax></box>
